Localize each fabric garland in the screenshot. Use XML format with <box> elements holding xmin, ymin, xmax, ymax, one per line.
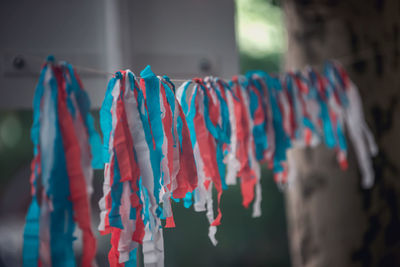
<box><xmin>24</xmin><ymin>58</ymin><xmax>377</xmax><ymax>267</ymax></box>
<box><xmin>98</xmin><ymin>68</ymin><xmax>197</xmax><ymax>266</ymax></box>
<box><xmin>23</xmin><ymin>56</ymin><xmax>102</xmax><ymax>267</ymax></box>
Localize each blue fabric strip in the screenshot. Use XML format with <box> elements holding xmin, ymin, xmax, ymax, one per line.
<box><xmin>265</xmin><ymin>74</ymin><xmax>291</xmax><ymax>173</ymax></box>
<box><xmin>200</xmin><ymin>83</ymin><xmax>229</xmax><ymax>189</ymax></box>
<box><xmin>124</xmin><ymin>248</ymin><xmax>138</xmax><ymax>267</ymax></box>
<box><xmin>183</xmin><ymin>192</ymin><xmax>193</xmax><ymax>208</ymax></box>
<box><xmin>248</xmin><ymin>78</ymin><xmax>268</xmax><ymax>160</ymax></box>
<box><xmin>100</xmin><ymin>77</ymin><xmax>117</xmax><ymax>163</ymax></box>
<box><xmin>22</xmin><ymin>197</ymin><xmax>40</xmax><ymax>267</ymax></box>
<box><xmin>50</xmin><ymin>79</ymin><xmax>76</xmax><ymax>267</ymax></box>
<box><xmin>140</xmin><ymin>66</ymin><xmax>164</xmax><ymax>204</ymax></box>
<box><xmin>109</xmin><ymin>153</ymin><xmax>124</xmax><ymax>229</ymax></box>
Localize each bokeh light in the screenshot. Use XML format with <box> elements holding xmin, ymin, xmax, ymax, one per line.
<box><xmin>235</xmin><ymin>0</ymin><xmax>286</xmax><ymax>58</ymax></box>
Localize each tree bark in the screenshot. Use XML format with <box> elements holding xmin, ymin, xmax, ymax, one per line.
<box><xmin>283</xmin><ymin>1</ymin><xmax>400</xmax><ymax>266</ymax></box>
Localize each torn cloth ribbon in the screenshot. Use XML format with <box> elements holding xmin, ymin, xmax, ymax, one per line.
<box><xmin>23</xmin><ymin>56</ymin><xmax>101</xmax><ymax>267</ymax></box>
<box><xmin>176</xmin><ymin>77</ymin><xmax>232</xmax><ymax>246</ymax></box>
<box><xmin>24</xmin><ymin>59</ymin><xmax>377</xmax><ymax>267</ymax></box>
<box><xmin>98</xmin><ymin>67</ymin><xmax>197</xmax><ymax>267</ymax></box>
<box><xmin>173</xmin><ymin>62</ymin><xmax>376</xmax><ymax>247</ymax></box>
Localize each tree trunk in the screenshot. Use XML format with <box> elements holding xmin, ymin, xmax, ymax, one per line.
<box><xmin>283</xmin><ymin>1</ymin><xmax>400</xmax><ymax>266</ymax></box>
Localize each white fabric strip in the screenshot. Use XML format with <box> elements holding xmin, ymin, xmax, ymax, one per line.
<box><xmin>345</xmin><ymin>82</ymin><xmax>378</xmax><ymax>188</ymax></box>
<box><xmin>240</xmin><ymin>80</ymin><xmax>262</xmax><ymax>218</ymax></box>
<box><xmin>38</xmin><ymin>67</ymin><xmax>55</xmax><ymax>267</ymax></box>
<box><xmin>224</xmin><ymin>89</ymin><xmax>240</xmax><ymax>185</ymax></box>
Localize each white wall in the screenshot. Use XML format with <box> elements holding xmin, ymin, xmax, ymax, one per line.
<box><xmin>0</xmin><ymin>0</ymin><xmax>238</xmax><ymax>108</ymax></box>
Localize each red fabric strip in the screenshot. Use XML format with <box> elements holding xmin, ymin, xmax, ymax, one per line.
<box><xmin>114</xmin><ymin>73</ymin><xmax>140</xmax><ymax>185</ymax></box>
<box><xmin>160</xmin><ymin>84</ymin><xmax>174</xmax><ymax>185</ymax></box>
<box><xmin>108</xmin><ymin>228</ymin><xmax>124</xmax><ymax>267</ymax></box>
<box><xmin>173</xmin><ymin>103</ymin><xmax>198</xmax><ymax>198</ymax></box>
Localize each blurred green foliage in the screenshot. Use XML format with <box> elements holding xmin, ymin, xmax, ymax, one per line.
<box><xmin>236</xmin><ymin>0</ymin><xmax>286</xmax><ymax>73</ymax></box>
